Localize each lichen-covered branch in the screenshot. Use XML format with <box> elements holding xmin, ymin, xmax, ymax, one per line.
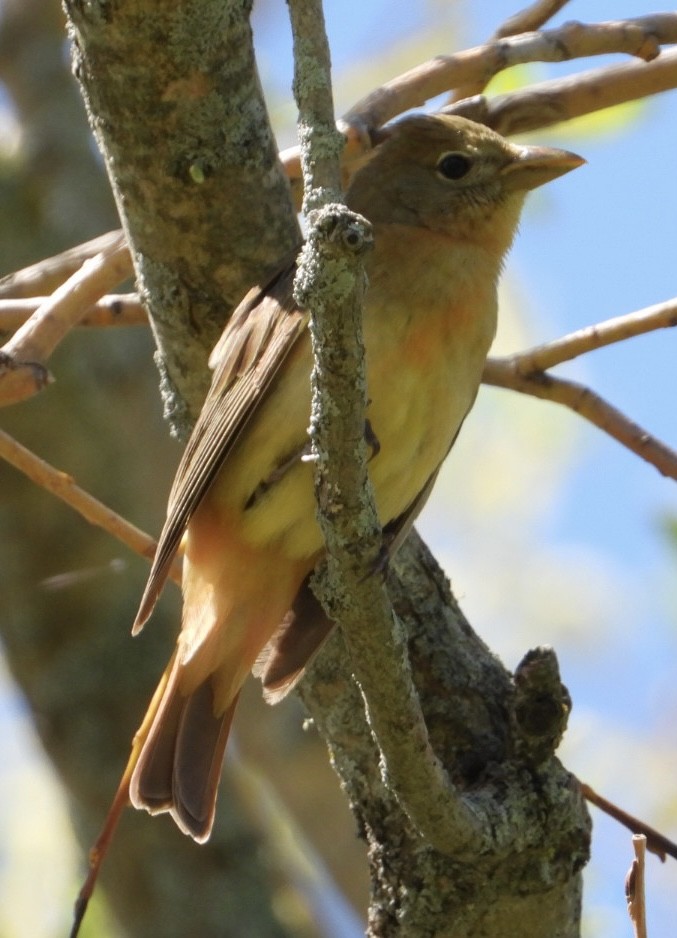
<box><xmin>288</xmin><ymin>0</ymin><xmax>482</xmax><ymax>854</ymax></box>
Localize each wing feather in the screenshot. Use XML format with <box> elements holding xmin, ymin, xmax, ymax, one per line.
<box><xmin>133</xmin><ymin>263</ymin><xmax>306</xmax><ymax>633</ymax></box>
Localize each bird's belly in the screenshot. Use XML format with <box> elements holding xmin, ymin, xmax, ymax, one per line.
<box><xmin>212</xmin><ymin>301</ymin><xmax>490</xmax><ymax>561</ymax></box>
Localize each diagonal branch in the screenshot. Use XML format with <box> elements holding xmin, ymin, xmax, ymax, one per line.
<box><xmin>492</xmin><ymin>298</ymin><xmax>677</xmax><ymax>375</ymax></box>
<box><xmin>582</xmin><ymin>782</ymin><xmax>677</xmax><ymax>863</ymax></box>
<box><xmin>0</xmin><ymin>232</ymin><xmax>131</xmax><ymax>406</ymax></box>
<box><xmin>452</xmin><ymin>47</ymin><xmax>677</xmax><ymax>136</ymax></box>
<box><xmin>451</xmin><ymin>0</ymin><xmax>573</xmax><ymax>101</ymax></box>
<box><xmin>343</xmin><ymin>14</ymin><xmax>677</xmax><ymax>132</ymax></box>
<box><xmin>0</xmin><ymin>428</ymin><xmax>181</xmax><ymax>583</ymax></box>
<box><xmin>494</xmin><ymin>0</ymin><xmax>571</xmax><ymax>39</ymax></box>
<box><xmin>0</xmin><ymin>231</ymin><xmax>128</xmax><ymax>299</ymax></box>
<box><xmin>0</xmin><ymin>294</ymin><xmax>146</xmax><ymax>332</ymax></box>
<box><xmin>483</xmin><ymin>361</ymin><xmax>677</xmax><ymax>481</ymax></box>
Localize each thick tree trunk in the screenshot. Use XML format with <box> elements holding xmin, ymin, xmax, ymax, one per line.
<box><xmin>65</xmin><ymin>0</ymin><xmax>300</xmax><ymax>425</ymax></box>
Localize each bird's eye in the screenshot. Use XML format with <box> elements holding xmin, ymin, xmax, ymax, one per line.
<box><xmin>436</xmin><ymin>152</ymin><xmax>472</xmax><ymax>180</ymax></box>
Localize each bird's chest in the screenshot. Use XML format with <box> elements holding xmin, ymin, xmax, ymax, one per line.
<box><xmin>362</xmin><ymin>245</ymin><xmax>497</xmax><ymax>523</ymax></box>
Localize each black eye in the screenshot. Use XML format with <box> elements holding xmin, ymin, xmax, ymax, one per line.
<box><xmin>436</xmin><ymin>152</ymin><xmax>472</xmax><ymax>180</ymax></box>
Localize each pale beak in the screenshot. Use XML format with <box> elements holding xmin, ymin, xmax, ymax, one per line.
<box><xmin>501</xmin><ymin>144</ymin><xmax>585</xmax><ymax>192</ymax></box>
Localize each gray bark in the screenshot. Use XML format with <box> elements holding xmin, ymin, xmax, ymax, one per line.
<box><xmin>65</xmin><ymin>0</ymin><xmax>300</xmax><ymax>428</ymax></box>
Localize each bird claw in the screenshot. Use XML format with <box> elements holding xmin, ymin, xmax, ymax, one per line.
<box><xmin>364</xmin><ymin>417</ymin><xmax>380</xmax><ymax>460</ymax></box>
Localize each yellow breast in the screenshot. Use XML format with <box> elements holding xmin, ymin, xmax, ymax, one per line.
<box><xmin>211</xmin><ymin>222</ymin><xmax>500</xmax><ymax>561</ymax></box>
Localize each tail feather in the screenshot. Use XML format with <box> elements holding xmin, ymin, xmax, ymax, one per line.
<box><xmin>172</xmin><ymin>682</ymin><xmax>238</xmax><ymax>841</ymax></box>
<box><xmin>130</xmin><ymin>664</ymin><xmax>238</xmax><ymax>843</ymax></box>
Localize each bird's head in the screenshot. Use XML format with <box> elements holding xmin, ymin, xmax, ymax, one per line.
<box><xmin>346</xmin><ymin>114</ymin><xmax>584</xmax><ymax>253</ymax></box>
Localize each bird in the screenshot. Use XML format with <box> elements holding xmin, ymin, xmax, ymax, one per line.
<box><xmin>125</xmin><ymin>113</ymin><xmax>583</xmax><ymax>842</ymax></box>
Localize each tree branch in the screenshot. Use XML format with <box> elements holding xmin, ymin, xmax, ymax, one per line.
<box><xmin>626</xmin><ymin>836</ymin><xmax>648</xmax><ymax>938</ymax></box>
<box><xmin>0</xmin><ymin>231</ymin><xmax>128</xmax><ymax>299</ymax></box>
<box><xmin>495</xmin><ymin>0</ymin><xmax>571</xmax><ymax>39</ymax></box>
<box><xmin>482</xmin><ymin>297</ymin><xmax>677</xmax><ymax>478</ymax></box>
<box><xmin>450</xmin><ymin>0</ymin><xmax>573</xmax><ymax>101</ymax></box>
<box><xmin>483</xmin><ymin>362</ymin><xmax>677</xmax><ymax>480</ymax></box>
<box><xmin>0</xmin><ymin>294</ymin><xmax>146</xmax><ymax>332</ymax></box>
<box><xmin>452</xmin><ymin>47</ymin><xmax>677</xmax><ymax>136</ymax></box>
<box><xmin>65</xmin><ymin>0</ymin><xmax>301</xmax><ymax>427</ymax></box>
<box><xmin>0</xmin><ymin>428</ymin><xmax>181</xmax><ymax>583</ymax></box>
<box><xmin>0</xmin><ymin>232</ymin><xmax>131</xmax><ymax>406</ymax></box>
<box><xmin>288</xmin><ymin>0</ymin><xmax>487</xmax><ymax>853</ymax></box>
<box><xmin>492</xmin><ymin>298</ymin><xmax>677</xmax><ymax>374</ymax></box>
<box><xmin>343</xmin><ymin>14</ymin><xmax>677</xmax><ymax>132</ymax></box>
<box><xmin>582</xmin><ymin>783</ymin><xmax>677</xmax><ymax>862</ymax></box>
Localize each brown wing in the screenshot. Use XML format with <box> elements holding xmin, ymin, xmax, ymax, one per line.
<box><xmin>133</xmin><ymin>262</ymin><xmax>306</xmax><ymax>633</ymax></box>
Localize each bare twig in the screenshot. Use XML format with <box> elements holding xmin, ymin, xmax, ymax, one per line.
<box><xmin>626</xmin><ymin>836</ymin><xmax>649</xmax><ymax>938</ymax></box>
<box><xmin>0</xmin><ymin>428</ymin><xmax>181</xmax><ymax>584</ymax></box>
<box><xmin>343</xmin><ymin>15</ymin><xmax>677</xmax><ymax>133</ymax></box>
<box><xmin>0</xmin><ymin>294</ymin><xmax>146</xmax><ymax>333</ymax></box>
<box><xmin>455</xmin><ymin>47</ymin><xmax>677</xmax><ymax>136</ymax></box>
<box><xmin>0</xmin><ymin>231</ymin><xmax>129</xmax><ymax>299</ymax></box>
<box><xmin>495</xmin><ymin>0</ymin><xmax>571</xmax><ymax>39</ymax></box>
<box><xmin>69</xmin><ymin>778</ymin><xmax>133</xmax><ymax>937</ymax></box>
<box><xmin>492</xmin><ymin>299</ymin><xmax>677</xmax><ymax>375</ymax></box>
<box><xmin>451</xmin><ymin>0</ymin><xmax>572</xmax><ymax>100</ymax></box>
<box><xmin>582</xmin><ymin>782</ymin><xmax>677</xmax><ymax>863</ymax></box>
<box><xmin>0</xmin><ymin>232</ymin><xmax>132</xmax><ymax>406</ymax></box>
<box><xmin>483</xmin><ymin>362</ymin><xmax>677</xmax><ymax>482</ymax></box>
<box><xmin>484</xmin><ymin>299</ymin><xmax>677</xmax><ymax>482</ymax></box>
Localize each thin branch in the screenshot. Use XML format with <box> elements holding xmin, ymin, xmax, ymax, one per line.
<box><xmin>454</xmin><ymin>47</ymin><xmax>677</xmax><ymax>136</ymax></box>
<box><xmin>0</xmin><ymin>428</ymin><xmax>181</xmax><ymax>584</ymax></box>
<box><xmin>626</xmin><ymin>836</ymin><xmax>648</xmax><ymax>938</ymax></box>
<box><xmin>0</xmin><ymin>230</ymin><xmax>128</xmax><ymax>299</ymax></box>
<box><xmin>582</xmin><ymin>782</ymin><xmax>677</xmax><ymax>863</ymax></box>
<box><xmin>451</xmin><ymin>0</ymin><xmax>572</xmax><ymax>100</ymax></box>
<box><xmin>0</xmin><ymin>294</ymin><xmax>146</xmax><ymax>332</ymax></box>
<box><xmin>495</xmin><ymin>0</ymin><xmax>571</xmax><ymax>39</ymax></box>
<box><xmin>343</xmin><ymin>14</ymin><xmax>677</xmax><ymax>132</ymax></box>
<box><xmin>0</xmin><ymin>232</ymin><xmax>132</xmax><ymax>406</ymax></box>
<box><xmin>287</xmin><ymin>0</ymin><xmax>343</xmax><ymax>207</ymax></box>
<box><xmin>483</xmin><ymin>361</ymin><xmax>677</xmax><ymax>481</ymax></box>
<box><xmin>493</xmin><ymin>299</ymin><xmax>677</xmax><ymax>375</ymax></box>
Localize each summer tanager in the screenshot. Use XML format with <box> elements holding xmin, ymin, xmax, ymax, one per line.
<box><xmin>126</xmin><ymin>114</ymin><xmax>583</xmax><ymax>841</ymax></box>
